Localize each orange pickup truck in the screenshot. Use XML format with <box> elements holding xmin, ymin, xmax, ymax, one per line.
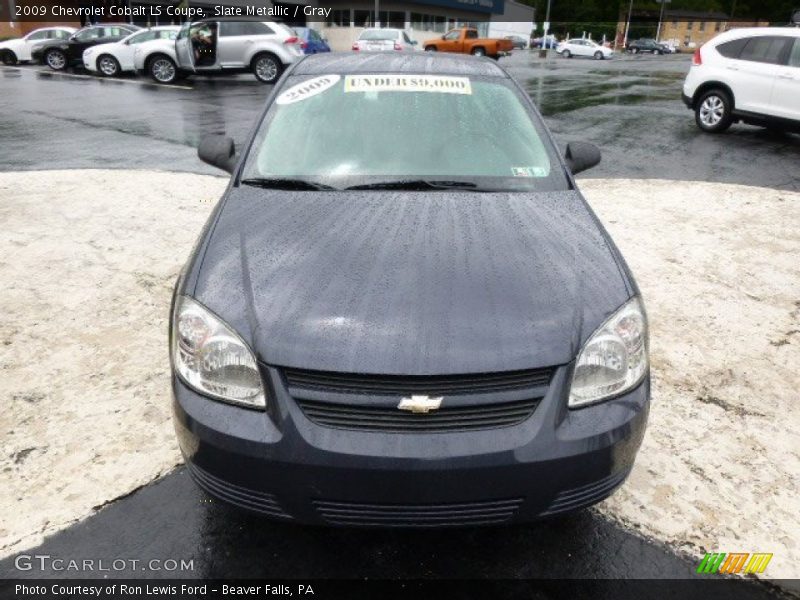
<box><xmin>423</xmin><ymin>28</ymin><xmax>514</xmax><ymax>59</ymax></box>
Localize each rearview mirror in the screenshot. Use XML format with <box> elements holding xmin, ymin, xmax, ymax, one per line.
<box><xmin>564</xmin><ymin>142</ymin><xmax>601</xmax><ymax>175</ymax></box>
<box><xmin>198</xmin><ymin>134</ymin><xmax>236</xmax><ymax>173</ymax></box>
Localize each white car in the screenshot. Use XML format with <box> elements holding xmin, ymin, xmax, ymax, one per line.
<box><xmin>556</xmin><ymin>38</ymin><xmax>613</xmax><ymax>60</ymax></box>
<box><xmin>682</xmin><ymin>27</ymin><xmax>800</xmax><ymax>133</ymax></box>
<box><xmin>83</xmin><ymin>26</ymin><xmax>180</xmax><ymax>77</ymax></box>
<box><xmin>352</xmin><ymin>28</ymin><xmax>418</xmax><ymax>52</ymax></box>
<box><xmin>0</xmin><ymin>27</ymin><xmax>76</xmax><ymax>65</ymax></box>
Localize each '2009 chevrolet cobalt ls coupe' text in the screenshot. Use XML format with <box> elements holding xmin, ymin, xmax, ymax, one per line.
<box><xmin>171</xmin><ymin>53</ymin><xmax>650</xmax><ymax>526</ymax></box>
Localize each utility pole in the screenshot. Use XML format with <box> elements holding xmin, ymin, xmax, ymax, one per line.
<box><xmin>539</xmin><ymin>0</ymin><xmax>551</xmax><ymax>58</ymax></box>
<box><xmin>623</xmin><ymin>0</ymin><xmax>634</xmax><ymax>48</ymax></box>
<box><xmin>375</xmin><ymin>0</ymin><xmax>380</xmax><ymax>27</ymax></box>
<box><xmin>656</xmin><ymin>0</ymin><xmax>667</xmax><ymax>42</ymax></box>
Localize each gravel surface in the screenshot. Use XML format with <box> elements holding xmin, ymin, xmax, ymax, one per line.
<box><xmin>1</xmin><ymin>171</ymin><xmax>798</xmax><ymax>580</ymax></box>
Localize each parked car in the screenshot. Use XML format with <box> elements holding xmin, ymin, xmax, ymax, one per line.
<box><xmin>627</xmin><ymin>38</ymin><xmax>667</xmax><ymax>54</ymax></box>
<box><xmin>352</xmin><ymin>28</ymin><xmax>417</xmax><ymax>52</ymax></box>
<box><xmin>83</xmin><ymin>26</ymin><xmax>179</xmax><ymax>77</ymax></box>
<box><xmin>423</xmin><ymin>27</ymin><xmax>514</xmax><ymax>59</ymax></box>
<box><xmin>557</xmin><ymin>38</ymin><xmax>614</xmax><ymax>60</ymax></box>
<box><xmin>0</xmin><ymin>27</ymin><xmax>76</xmax><ymax>65</ymax></box>
<box><xmin>34</xmin><ymin>24</ymin><xmax>141</xmax><ymax>71</ymax></box>
<box><xmin>173</xmin><ymin>52</ymin><xmax>650</xmax><ymax>526</ymax></box>
<box><xmin>531</xmin><ymin>35</ymin><xmax>558</xmax><ymax>49</ymax></box>
<box><xmin>682</xmin><ymin>27</ymin><xmax>800</xmax><ymax>133</ymax></box>
<box><xmin>505</xmin><ymin>35</ymin><xmax>528</xmax><ymax>49</ymax></box>
<box><xmin>293</xmin><ymin>27</ymin><xmax>331</xmax><ymax>54</ymax></box>
<box><xmin>170</xmin><ymin>19</ymin><xmax>304</xmax><ymax>84</ymax></box>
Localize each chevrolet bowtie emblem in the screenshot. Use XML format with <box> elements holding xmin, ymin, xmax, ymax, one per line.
<box><xmin>398</xmin><ymin>395</ymin><xmax>443</xmax><ymax>413</ymax></box>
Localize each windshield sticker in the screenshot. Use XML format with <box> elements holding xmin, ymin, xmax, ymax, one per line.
<box><xmin>276</xmin><ymin>75</ymin><xmax>341</xmax><ymax>105</ymax></box>
<box><xmin>512</xmin><ymin>166</ymin><xmax>548</xmax><ymax>177</ymax></box>
<box><xmin>343</xmin><ymin>75</ymin><xmax>472</xmax><ymax>95</ymax></box>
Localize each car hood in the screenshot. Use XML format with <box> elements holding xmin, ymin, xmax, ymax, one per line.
<box><xmin>191</xmin><ymin>188</ymin><xmax>632</xmax><ymax>375</ymax></box>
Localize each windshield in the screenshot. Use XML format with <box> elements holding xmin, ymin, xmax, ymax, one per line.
<box><xmin>241</xmin><ymin>74</ymin><xmax>568</xmax><ymax>192</ymax></box>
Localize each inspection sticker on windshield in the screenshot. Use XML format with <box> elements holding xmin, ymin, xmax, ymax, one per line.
<box><xmin>512</xmin><ymin>166</ymin><xmax>548</xmax><ymax>177</ymax></box>
<box><xmin>276</xmin><ymin>75</ymin><xmax>341</xmax><ymax>105</ymax></box>
<box><xmin>344</xmin><ymin>75</ymin><xmax>472</xmax><ymax>95</ymax></box>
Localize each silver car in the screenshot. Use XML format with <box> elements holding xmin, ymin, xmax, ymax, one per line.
<box><xmin>173</xmin><ymin>19</ymin><xmax>304</xmax><ymax>84</ymax></box>
<box><xmin>352</xmin><ymin>28</ymin><xmax>418</xmax><ymax>52</ymax></box>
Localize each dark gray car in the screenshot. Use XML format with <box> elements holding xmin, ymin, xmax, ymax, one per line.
<box><xmin>171</xmin><ymin>53</ymin><xmax>650</xmax><ymax>526</ymax></box>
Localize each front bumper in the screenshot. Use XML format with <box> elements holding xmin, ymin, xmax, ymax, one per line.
<box><xmin>681</xmin><ymin>91</ymin><xmax>693</xmax><ymax>109</ymax></box>
<box><xmin>173</xmin><ymin>364</ymin><xmax>650</xmax><ymax>526</ymax></box>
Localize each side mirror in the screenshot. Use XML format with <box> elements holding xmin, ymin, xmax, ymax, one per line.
<box><xmin>564</xmin><ymin>142</ymin><xmax>601</xmax><ymax>175</ymax></box>
<box><xmin>198</xmin><ymin>134</ymin><xmax>236</xmax><ymax>173</ymax></box>
<box><xmin>411</xmin><ymin>40</ymin><xmax>418</xmax><ymax>45</ymax></box>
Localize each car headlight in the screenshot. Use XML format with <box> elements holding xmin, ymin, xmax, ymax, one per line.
<box><xmin>84</xmin><ymin>48</ymin><xmax>95</xmax><ymax>56</ymax></box>
<box><xmin>171</xmin><ymin>296</ymin><xmax>266</xmax><ymax>409</ymax></box>
<box><xmin>568</xmin><ymin>296</ymin><xmax>648</xmax><ymax>408</ymax></box>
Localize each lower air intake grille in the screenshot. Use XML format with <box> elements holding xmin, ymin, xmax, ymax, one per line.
<box><xmin>297</xmin><ymin>398</ymin><xmax>540</xmax><ymax>433</ymax></box>
<box><xmin>313</xmin><ymin>498</ymin><xmax>524</xmax><ymax>527</ymax></box>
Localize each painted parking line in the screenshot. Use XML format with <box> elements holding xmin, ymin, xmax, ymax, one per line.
<box><xmin>31</xmin><ymin>67</ymin><xmax>194</xmax><ymax>90</ymax></box>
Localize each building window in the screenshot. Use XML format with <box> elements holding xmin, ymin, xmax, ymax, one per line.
<box><xmin>380</xmin><ymin>11</ymin><xmax>405</xmax><ymax>28</ymax></box>
<box><xmin>326</xmin><ymin>9</ymin><xmax>350</xmax><ymax>27</ymax></box>
<box><xmin>699</xmin><ymin>21</ymin><xmax>706</xmax><ymax>32</ymax></box>
<box><xmin>354</xmin><ymin>10</ymin><xmax>373</xmax><ymax>27</ymax></box>
<box><xmin>672</xmin><ymin>21</ymin><xmax>678</xmax><ymax>28</ymax></box>
<box><xmin>715</xmin><ymin>22</ymin><xmax>722</xmax><ymax>32</ymax></box>
<box><xmin>410</xmin><ymin>13</ymin><xmax>445</xmax><ymax>33</ymax></box>
<box><xmin>687</xmin><ymin>21</ymin><xmax>693</xmax><ymax>30</ymax></box>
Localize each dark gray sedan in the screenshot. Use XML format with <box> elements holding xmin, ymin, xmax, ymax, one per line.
<box><xmin>170</xmin><ymin>53</ymin><xmax>650</xmax><ymax>526</ymax></box>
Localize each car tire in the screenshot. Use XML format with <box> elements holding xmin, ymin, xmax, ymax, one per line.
<box><xmin>562</xmin><ymin>49</ymin><xmax>571</xmax><ymax>58</ymax></box>
<box><xmin>594</xmin><ymin>51</ymin><xmax>603</xmax><ymax>60</ymax></box>
<box><xmin>471</xmin><ymin>47</ymin><xmax>486</xmax><ymax>57</ymax></box>
<box><xmin>1</xmin><ymin>50</ymin><xmax>18</xmax><ymax>66</ymax></box>
<box><xmin>251</xmin><ymin>52</ymin><xmax>282</xmax><ymax>84</ymax></box>
<box><xmin>45</xmin><ymin>48</ymin><xmax>67</xmax><ymax>71</ymax></box>
<box><xmin>97</xmin><ymin>54</ymin><xmax>121</xmax><ymax>77</ymax></box>
<box><xmin>147</xmin><ymin>54</ymin><xmax>178</xmax><ymax>84</ymax></box>
<box><xmin>425</xmin><ymin>45</ymin><xmax>437</xmax><ymax>52</ymax></box>
<box><xmin>632</xmin><ymin>47</ymin><xmax>639</xmax><ymax>54</ymax></box>
<box><xmin>695</xmin><ymin>89</ymin><xmax>734</xmax><ymax>133</ymax></box>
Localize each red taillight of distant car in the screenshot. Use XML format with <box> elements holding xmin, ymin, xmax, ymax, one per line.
<box><xmin>394</xmin><ymin>43</ymin><xmax>402</xmax><ymax>51</ymax></box>
<box><xmin>352</xmin><ymin>43</ymin><xmax>359</xmax><ymax>51</ymax></box>
<box><xmin>692</xmin><ymin>47</ymin><xmax>702</xmax><ymax>65</ymax></box>
<box><xmin>301</xmin><ymin>42</ymin><xmax>308</xmax><ymax>50</ymax></box>
<box><xmin>284</xmin><ymin>37</ymin><xmax>299</xmax><ymax>45</ymax></box>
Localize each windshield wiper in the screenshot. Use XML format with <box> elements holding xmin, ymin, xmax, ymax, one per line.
<box><xmin>240</xmin><ymin>178</ymin><xmax>336</xmax><ymax>191</ymax></box>
<box><xmin>345</xmin><ymin>179</ymin><xmax>482</xmax><ymax>192</ymax></box>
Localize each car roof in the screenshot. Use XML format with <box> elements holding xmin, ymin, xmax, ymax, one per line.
<box><xmin>293</xmin><ymin>53</ymin><xmax>509</xmax><ymax>78</ymax></box>
<box><xmin>711</xmin><ymin>26</ymin><xmax>800</xmax><ymax>43</ymax></box>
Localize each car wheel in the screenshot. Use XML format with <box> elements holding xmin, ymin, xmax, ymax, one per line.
<box><xmin>148</xmin><ymin>54</ymin><xmax>178</xmax><ymax>84</ymax></box>
<box><xmin>594</xmin><ymin>51</ymin><xmax>603</xmax><ymax>60</ymax></box>
<box><xmin>1</xmin><ymin>50</ymin><xmax>18</xmax><ymax>66</ymax></box>
<box><xmin>425</xmin><ymin>45</ymin><xmax>437</xmax><ymax>52</ymax></box>
<box><xmin>695</xmin><ymin>89</ymin><xmax>733</xmax><ymax>133</ymax></box>
<box><xmin>632</xmin><ymin>48</ymin><xmax>639</xmax><ymax>54</ymax></box>
<box><xmin>97</xmin><ymin>54</ymin><xmax>120</xmax><ymax>77</ymax></box>
<box><xmin>562</xmin><ymin>49</ymin><xmax>571</xmax><ymax>58</ymax></box>
<box><xmin>471</xmin><ymin>47</ymin><xmax>486</xmax><ymax>57</ymax></box>
<box><xmin>252</xmin><ymin>53</ymin><xmax>282</xmax><ymax>84</ymax></box>
<box><xmin>45</xmin><ymin>49</ymin><xmax>67</xmax><ymax>71</ymax></box>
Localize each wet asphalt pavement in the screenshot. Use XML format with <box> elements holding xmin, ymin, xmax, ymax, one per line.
<box><xmin>0</xmin><ymin>51</ymin><xmax>796</xmax><ymax>592</ymax></box>
<box><xmin>1</xmin><ymin>51</ymin><xmax>799</xmax><ymax>190</ymax></box>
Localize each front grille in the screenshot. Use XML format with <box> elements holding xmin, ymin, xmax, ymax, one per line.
<box><xmin>283</xmin><ymin>367</ymin><xmax>553</xmax><ymax>396</ymax></box>
<box><xmin>297</xmin><ymin>397</ymin><xmax>540</xmax><ymax>432</ymax></box>
<box><xmin>313</xmin><ymin>497</ymin><xmax>524</xmax><ymax>527</ymax></box>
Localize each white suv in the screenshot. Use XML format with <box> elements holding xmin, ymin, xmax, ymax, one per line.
<box><xmin>682</xmin><ymin>27</ymin><xmax>800</xmax><ymax>133</ymax></box>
